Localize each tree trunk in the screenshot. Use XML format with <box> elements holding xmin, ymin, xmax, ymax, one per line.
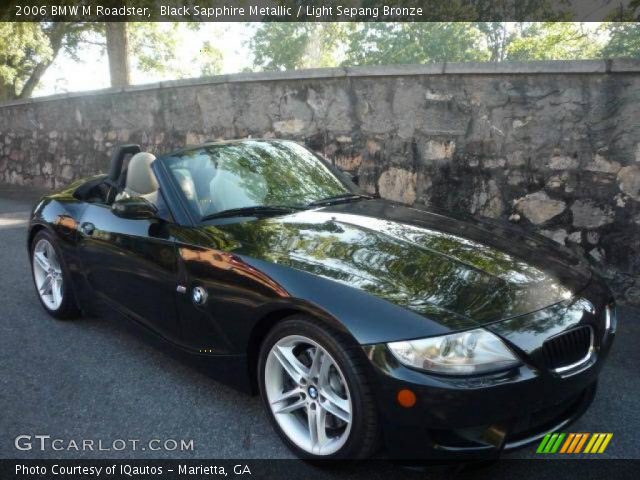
<box><xmin>19</xmin><ymin>58</ymin><xmax>57</xmax><ymax>99</ymax></box>
<box><xmin>0</xmin><ymin>82</ymin><xmax>14</xmax><ymax>102</ymax></box>
<box><xmin>105</xmin><ymin>23</ymin><xmax>131</xmax><ymax>87</ymax></box>
<box><xmin>17</xmin><ymin>23</ymin><xmax>67</xmax><ymax>99</ymax></box>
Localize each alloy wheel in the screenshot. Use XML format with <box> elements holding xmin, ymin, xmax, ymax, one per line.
<box><xmin>32</xmin><ymin>238</ymin><xmax>63</xmax><ymax>311</ymax></box>
<box><xmin>264</xmin><ymin>335</ymin><xmax>353</xmax><ymax>456</ymax></box>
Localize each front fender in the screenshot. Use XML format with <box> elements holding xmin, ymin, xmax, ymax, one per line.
<box><xmin>241</xmin><ymin>257</ymin><xmax>452</xmax><ymax>345</ymax></box>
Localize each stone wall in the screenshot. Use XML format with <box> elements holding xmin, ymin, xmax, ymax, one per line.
<box><xmin>1</xmin><ymin>60</ymin><xmax>639</xmax><ymax>305</ymax></box>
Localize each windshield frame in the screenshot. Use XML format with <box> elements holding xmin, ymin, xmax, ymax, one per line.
<box><xmin>158</xmin><ymin>139</ymin><xmax>362</xmax><ymax>223</ymax></box>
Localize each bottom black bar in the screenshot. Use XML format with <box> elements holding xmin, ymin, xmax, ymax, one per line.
<box><xmin>1</xmin><ymin>459</ymin><xmax>640</xmax><ymax>480</ymax></box>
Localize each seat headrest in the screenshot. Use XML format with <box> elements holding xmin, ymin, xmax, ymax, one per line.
<box><xmin>125</xmin><ymin>152</ymin><xmax>158</xmax><ymax>196</ymax></box>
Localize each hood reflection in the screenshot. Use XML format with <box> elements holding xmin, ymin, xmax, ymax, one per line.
<box><xmin>198</xmin><ymin>201</ymin><xmax>586</xmax><ymax>326</ymax></box>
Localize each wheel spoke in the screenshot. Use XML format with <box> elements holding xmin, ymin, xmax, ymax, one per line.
<box><xmin>316</xmin><ymin>407</ymin><xmax>328</xmax><ymax>448</ymax></box>
<box><xmin>274</xmin><ymin>397</ymin><xmax>306</xmax><ymax>415</ymax></box>
<box><xmin>317</xmin><ymin>355</ymin><xmax>351</xmax><ymax>423</ymax></box>
<box><xmin>270</xmin><ymin>386</ymin><xmax>302</xmax><ymax>405</ymax></box>
<box><xmin>273</xmin><ymin>346</ymin><xmax>309</xmax><ymax>384</ymax></box>
<box><xmin>317</xmin><ymin>351</ymin><xmax>333</xmax><ymax>387</ymax></box>
<box><xmin>308</xmin><ymin>347</ymin><xmax>323</xmax><ymax>379</ymax></box>
<box><xmin>39</xmin><ymin>275</ymin><xmax>52</xmax><ymax>295</ymax></box>
<box><xmin>34</xmin><ymin>251</ymin><xmax>50</xmax><ymax>272</ymax></box>
<box><xmin>307</xmin><ymin>406</ymin><xmax>328</xmax><ymax>452</ymax></box>
<box><xmin>52</xmin><ymin>279</ymin><xmax>62</xmax><ymax>306</ymax></box>
<box><xmin>307</xmin><ymin>406</ymin><xmax>318</xmax><ymax>449</ymax></box>
<box><xmin>319</xmin><ymin>390</ymin><xmax>351</xmax><ymax>423</ymax></box>
<box><xmin>51</xmin><ymin>259</ymin><xmax>61</xmax><ymax>273</ymax></box>
<box><xmin>45</xmin><ymin>241</ymin><xmax>55</xmax><ymax>260</ymax></box>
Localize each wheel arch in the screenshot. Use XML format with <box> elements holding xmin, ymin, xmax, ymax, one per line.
<box><xmin>27</xmin><ymin>222</ymin><xmax>84</xmax><ymax>315</ymax></box>
<box><xmin>27</xmin><ymin>223</ymin><xmax>48</xmax><ymax>251</ymax></box>
<box><xmin>246</xmin><ymin>304</ymin><xmax>356</xmax><ymax>394</ymax></box>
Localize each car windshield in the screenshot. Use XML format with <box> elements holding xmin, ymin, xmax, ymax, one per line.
<box><xmin>163</xmin><ymin>140</ymin><xmax>356</xmax><ymax>220</ymax></box>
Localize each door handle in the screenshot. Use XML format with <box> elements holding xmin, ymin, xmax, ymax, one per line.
<box><xmin>80</xmin><ymin>222</ymin><xmax>95</xmax><ymax>236</ymax></box>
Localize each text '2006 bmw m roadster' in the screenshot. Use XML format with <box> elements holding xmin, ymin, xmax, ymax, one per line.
<box><xmin>28</xmin><ymin>139</ymin><xmax>616</xmax><ymax>460</ymax></box>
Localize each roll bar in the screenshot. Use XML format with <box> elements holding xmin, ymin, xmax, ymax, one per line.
<box><xmin>107</xmin><ymin>144</ymin><xmax>141</xmax><ymax>186</ymax></box>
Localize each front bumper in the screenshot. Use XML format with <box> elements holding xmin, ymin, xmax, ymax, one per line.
<box><xmin>362</xmin><ymin>290</ymin><xmax>615</xmax><ymax>460</ymax></box>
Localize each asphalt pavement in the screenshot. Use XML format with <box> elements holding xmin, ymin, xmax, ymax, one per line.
<box><xmin>1</xmin><ymin>185</ymin><xmax>638</xmax><ymax>468</ymax></box>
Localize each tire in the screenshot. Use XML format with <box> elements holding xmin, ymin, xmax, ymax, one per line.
<box><xmin>30</xmin><ymin>229</ymin><xmax>80</xmax><ymax>320</ymax></box>
<box><xmin>258</xmin><ymin>315</ymin><xmax>380</xmax><ymax>459</ymax></box>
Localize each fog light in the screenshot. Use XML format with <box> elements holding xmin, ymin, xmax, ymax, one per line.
<box><xmin>397</xmin><ymin>389</ymin><xmax>417</xmax><ymax>408</ymax></box>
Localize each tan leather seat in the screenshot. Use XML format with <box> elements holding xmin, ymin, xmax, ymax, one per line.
<box><xmin>115</xmin><ymin>152</ymin><xmax>157</xmax><ymax>201</ymax></box>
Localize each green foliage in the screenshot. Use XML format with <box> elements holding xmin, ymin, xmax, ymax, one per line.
<box><xmin>601</xmin><ymin>21</ymin><xmax>640</xmax><ymax>58</ymax></box>
<box><xmin>249</xmin><ymin>22</ymin><xmax>491</xmax><ymax>70</ymax></box>
<box><xmin>247</xmin><ymin>22</ymin><xmax>612</xmax><ymax>70</ymax></box>
<box><xmin>5</xmin><ymin>17</ymin><xmax>640</xmax><ymax>101</ymax></box>
<box><xmin>128</xmin><ymin>23</ymin><xmax>222</xmax><ymax>78</ymax></box>
<box><xmin>0</xmin><ymin>23</ymin><xmax>52</xmax><ymax>94</ymax></box>
<box><xmin>600</xmin><ymin>0</ymin><xmax>640</xmax><ymax>58</ymax></box>
<box><xmin>0</xmin><ymin>21</ymin><xmax>224</xmax><ymax>99</ymax></box>
<box><xmin>249</xmin><ymin>23</ymin><xmax>348</xmax><ymax>71</ymax></box>
<box><xmin>343</xmin><ymin>23</ymin><xmax>490</xmax><ymax>66</ymax></box>
<box><xmin>129</xmin><ymin>23</ymin><xmax>180</xmax><ymax>74</ymax></box>
<box><xmin>199</xmin><ymin>40</ymin><xmax>224</xmax><ymax>77</ymax></box>
<box><xmin>475</xmin><ymin>22</ymin><xmax>522</xmax><ymax>61</ymax></box>
<box><xmin>0</xmin><ymin>22</ymin><xmax>95</xmax><ymax>100</ymax></box>
<box><xmin>506</xmin><ymin>23</ymin><xmax>603</xmax><ymax>61</ymax></box>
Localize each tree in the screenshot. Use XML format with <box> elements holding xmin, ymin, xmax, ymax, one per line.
<box><xmin>0</xmin><ymin>21</ymin><xmax>224</xmax><ymax>100</ymax></box>
<box><xmin>0</xmin><ymin>22</ymin><xmax>93</xmax><ymax>101</ymax></box>
<box><xmin>602</xmin><ymin>23</ymin><xmax>640</xmax><ymax>58</ymax></box>
<box><xmin>105</xmin><ymin>23</ymin><xmax>130</xmax><ymax>87</ymax></box>
<box><xmin>248</xmin><ymin>22</ymin><xmax>491</xmax><ymax>70</ymax></box>
<box><xmin>473</xmin><ymin>0</ymin><xmax>572</xmax><ymax>61</ymax></box>
<box><xmin>128</xmin><ymin>23</ymin><xmax>223</xmax><ymax>79</ymax></box>
<box><xmin>475</xmin><ymin>22</ymin><xmax>526</xmax><ymax>61</ymax></box>
<box><xmin>601</xmin><ymin>1</ymin><xmax>640</xmax><ymax>58</ymax></box>
<box><xmin>505</xmin><ymin>22</ymin><xmax>602</xmax><ymax>61</ymax></box>
<box><xmin>199</xmin><ymin>40</ymin><xmax>224</xmax><ymax>77</ymax></box>
<box><xmin>342</xmin><ymin>23</ymin><xmax>490</xmax><ymax>66</ymax></box>
<box><xmin>0</xmin><ymin>22</ymin><xmax>131</xmax><ymax>99</ymax></box>
<box><xmin>249</xmin><ymin>23</ymin><xmax>348</xmax><ymax>71</ymax></box>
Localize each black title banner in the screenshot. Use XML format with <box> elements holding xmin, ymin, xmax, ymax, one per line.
<box><xmin>1</xmin><ymin>0</ymin><xmax>638</xmax><ymax>22</ymax></box>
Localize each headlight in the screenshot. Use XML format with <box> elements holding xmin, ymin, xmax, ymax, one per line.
<box><xmin>387</xmin><ymin>328</ymin><xmax>520</xmax><ymax>375</ymax></box>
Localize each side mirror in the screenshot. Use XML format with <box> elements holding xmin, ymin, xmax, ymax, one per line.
<box><xmin>350</xmin><ymin>174</ymin><xmax>360</xmax><ymax>186</ymax></box>
<box><xmin>112</xmin><ymin>197</ymin><xmax>158</xmax><ymax>220</ymax></box>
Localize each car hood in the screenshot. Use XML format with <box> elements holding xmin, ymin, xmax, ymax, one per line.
<box><xmin>212</xmin><ymin>199</ymin><xmax>593</xmax><ymax>330</ymax></box>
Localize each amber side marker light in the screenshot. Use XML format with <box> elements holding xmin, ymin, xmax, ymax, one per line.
<box><xmin>397</xmin><ymin>389</ymin><xmax>417</xmax><ymax>408</ymax></box>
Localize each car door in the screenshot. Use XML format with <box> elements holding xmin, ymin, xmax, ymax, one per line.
<box><xmin>76</xmin><ymin>200</ymin><xmax>181</xmax><ymax>341</ymax></box>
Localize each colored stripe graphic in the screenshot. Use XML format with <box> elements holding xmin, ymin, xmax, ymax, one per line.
<box><xmin>537</xmin><ymin>433</ymin><xmax>612</xmax><ymax>454</ymax></box>
<box><xmin>598</xmin><ymin>433</ymin><xmax>613</xmax><ymax>453</ymax></box>
<box><xmin>544</xmin><ymin>433</ymin><xmax>559</xmax><ymax>453</ymax></box>
<box><xmin>560</xmin><ymin>433</ymin><xmax>575</xmax><ymax>453</ymax></box>
<box><xmin>584</xmin><ymin>433</ymin><xmax>599</xmax><ymax>453</ymax></box>
<box><xmin>573</xmin><ymin>433</ymin><xmax>589</xmax><ymax>453</ymax></box>
<box><xmin>536</xmin><ymin>434</ymin><xmax>551</xmax><ymax>453</ymax></box>
<box><xmin>566</xmin><ymin>433</ymin><xmax>585</xmax><ymax>453</ymax></box>
<box><xmin>585</xmin><ymin>433</ymin><xmax>613</xmax><ymax>454</ymax></box>
<box><xmin>537</xmin><ymin>433</ymin><xmax>566</xmax><ymax>453</ymax></box>
<box><xmin>550</xmin><ymin>433</ymin><xmax>565</xmax><ymax>453</ymax></box>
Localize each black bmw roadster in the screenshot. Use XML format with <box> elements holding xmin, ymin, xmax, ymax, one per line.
<box><xmin>28</xmin><ymin>139</ymin><xmax>616</xmax><ymax>460</ymax></box>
